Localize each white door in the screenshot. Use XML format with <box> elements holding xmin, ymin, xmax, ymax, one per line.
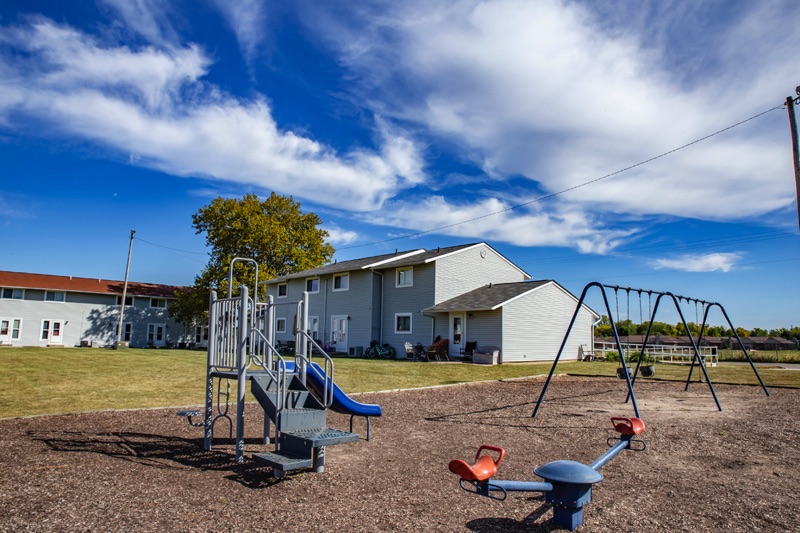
<box><xmin>0</xmin><ymin>320</ymin><xmax>11</xmax><ymax>343</ymax></box>
<box><xmin>148</xmin><ymin>323</ymin><xmax>166</xmax><ymax>347</ymax></box>
<box><xmin>331</xmin><ymin>315</ymin><xmax>348</xmax><ymax>353</ymax></box>
<box><xmin>449</xmin><ymin>313</ymin><xmax>465</xmax><ymax>358</ymax></box>
<box><xmin>42</xmin><ymin>320</ymin><xmax>64</xmax><ymax>345</ymax></box>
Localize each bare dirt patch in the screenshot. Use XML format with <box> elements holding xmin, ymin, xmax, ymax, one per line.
<box><xmin>1</xmin><ymin>376</ymin><xmax>797</xmax><ymax>532</ymax></box>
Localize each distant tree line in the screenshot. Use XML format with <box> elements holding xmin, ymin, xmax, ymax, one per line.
<box><xmin>595</xmin><ymin>316</ymin><xmax>800</xmax><ymax>340</ymax></box>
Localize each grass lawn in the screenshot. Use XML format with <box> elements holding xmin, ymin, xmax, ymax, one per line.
<box><xmin>2</xmin><ymin>347</ymin><xmax>798</xmax><ymax>418</ymax></box>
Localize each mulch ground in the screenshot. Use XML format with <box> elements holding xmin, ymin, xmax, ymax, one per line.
<box><xmin>1</xmin><ymin>375</ymin><xmax>798</xmax><ymax>532</ymax></box>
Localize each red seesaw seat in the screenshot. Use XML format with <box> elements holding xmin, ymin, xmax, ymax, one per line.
<box><xmin>448</xmin><ymin>444</ymin><xmax>506</xmax><ymax>482</ymax></box>
<box><xmin>611</xmin><ymin>417</ymin><xmax>645</xmax><ymax>436</ymax></box>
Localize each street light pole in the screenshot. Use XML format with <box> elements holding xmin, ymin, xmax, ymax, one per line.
<box><xmin>786</xmin><ymin>87</ymin><xmax>800</xmax><ymax>232</ymax></box>
<box><xmin>116</xmin><ymin>229</ymin><xmax>135</xmax><ymax>348</ymax></box>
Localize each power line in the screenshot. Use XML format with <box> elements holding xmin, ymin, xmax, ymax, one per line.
<box><xmin>135</xmin><ymin>236</ymin><xmax>208</xmax><ymax>256</ymax></box>
<box><xmin>340</xmin><ymin>103</ymin><xmax>784</xmax><ymax>250</ymax></box>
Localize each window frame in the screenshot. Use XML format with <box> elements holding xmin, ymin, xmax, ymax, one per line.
<box><xmin>305</xmin><ymin>278</ymin><xmax>320</xmax><ymax>294</ymax></box>
<box><xmin>396</xmin><ymin>267</ymin><xmax>413</xmax><ymax>288</ymax></box>
<box><xmin>116</xmin><ymin>295</ymin><xmax>134</xmax><ymax>306</ymax></box>
<box><xmin>1</xmin><ymin>288</ymin><xmax>24</xmax><ymax>299</ymax></box>
<box><xmin>332</xmin><ymin>273</ymin><xmax>350</xmax><ymax>292</ymax></box>
<box><xmin>394</xmin><ymin>313</ymin><xmax>412</xmax><ymax>334</ymax></box>
<box><xmin>44</xmin><ymin>291</ymin><xmax>65</xmax><ymax>302</ymax></box>
<box><xmin>150</xmin><ymin>298</ymin><xmax>167</xmax><ymax>308</ymax></box>
<box><xmin>276</xmin><ymin>317</ymin><xmax>287</xmax><ymax>333</ymax></box>
<box><xmin>277</xmin><ymin>283</ymin><xmax>288</xmax><ymax>298</ymax></box>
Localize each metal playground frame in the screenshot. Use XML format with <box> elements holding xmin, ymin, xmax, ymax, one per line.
<box><xmin>531</xmin><ymin>282</ymin><xmax>770</xmax><ymax>418</ymax></box>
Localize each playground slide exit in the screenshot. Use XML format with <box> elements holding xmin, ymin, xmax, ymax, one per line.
<box><xmin>304</xmin><ymin>362</ymin><xmax>383</xmax><ymax>418</ymax></box>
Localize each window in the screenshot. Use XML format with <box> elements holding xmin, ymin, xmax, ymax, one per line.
<box><xmin>123</xmin><ymin>323</ymin><xmax>132</xmax><ymax>342</ymax></box>
<box><xmin>194</xmin><ymin>326</ymin><xmax>208</xmax><ymax>343</ymax></box>
<box><xmin>308</xmin><ymin>316</ymin><xmax>319</xmax><ymax>340</ymax></box>
<box><xmin>395</xmin><ymin>313</ymin><xmax>412</xmax><ymax>334</ymax></box>
<box><xmin>396</xmin><ymin>267</ymin><xmax>413</xmax><ymax>287</ymax></box>
<box><xmin>116</xmin><ymin>296</ymin><xmax>133</xmax><ymax>306</ymax></box>
<box><xmin>1</xmin><ymin>288</ymin><xmax>23</xmax><ymax>299</ymax></box>
<box><xmin>333</xmin><ymin>273</ymin><xmax>349</xmax><ymax>291</ymax></box>
<box><xmin>277</xmin><ymin>283</ymin><xmax>288</xmax><ymax>298</ymax></box>
<box><xmin>305</xmin><ymin>278</ymin><xmax>319</xmax><ymax>293</ymax></box>
<box><xmin>41</xmin><ymin>320</ymin><xmax>50</xmax><ymax>340</ymax></box>
<box><xmin>150</xmin><ymin>298</ymin><xmax>167</xmax><ymax>308</ymax></box>
<box><xmin>276</xmin><ymin>318</ymin><xmax>287</xmax><ymax>333</ymax></box>
<box><xmin>45</xmin><ymin>291</ymin><xmax>65</xmax><ymax>302</ymax></box>
<box><xmin>0</xmin><ymin>319</ymin><xmax>18</xmax><ymax>340</ymax></box>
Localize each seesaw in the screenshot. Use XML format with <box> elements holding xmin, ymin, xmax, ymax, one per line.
<box><xmin>448</xmin><ymin>417</ymin><xmax>646</xmax><ymax>531</ymax></box>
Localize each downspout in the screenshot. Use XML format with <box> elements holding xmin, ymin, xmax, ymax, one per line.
<box><xmin>421</xmin><ymin>312</ymin><xmax>436</xmax><ymax>344</ymax></box>
<box><xmin>372</xmin><ymin>270</ymin><xmax>384</xmax><ymax>344</ymax></box>
<box><xmin>592</xmin><ymin>316</ymin><xmax>602</xmax><ymax>353</ymax></box>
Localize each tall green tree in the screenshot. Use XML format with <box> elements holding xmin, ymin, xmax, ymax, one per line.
<box><xmin>171</xmin><ymin>193</ymin><xmax>335</xmax><ymax>325</ymax></box>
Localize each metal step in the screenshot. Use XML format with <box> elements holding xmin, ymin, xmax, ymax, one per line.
<box><xmin>281</xmin><ymin>427</ymin><xmax>360</xmax><ymax>448</ymax></box>
<box><xmin>252</xmin><ymin>451</ymin><xmax>312</xmax><ymax>474</ymax></box>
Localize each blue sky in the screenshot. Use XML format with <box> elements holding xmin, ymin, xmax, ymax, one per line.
<box><xmin>1</xmin><ymin>0</ymin><xmax>799</xmax><ymax>329</ymax></box>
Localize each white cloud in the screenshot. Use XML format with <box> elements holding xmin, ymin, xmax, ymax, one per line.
<box><xmin>100</xmin><ymin>0</ymin><xmax>179</xmax><ymax>46</ymax></box>
<box><xmin>0</xmin><ymin>19</ymin><xmax>425</xmax><ymax>212</ymax></box>
<box><xmin>362</xmin><ymin>195</ymin><xmax>634</xmax><ymax>253</ymax></box>
<box><xmin>309</xmin><ymin>0</ymin><xmax>800</xmax><ymax>222</ymax></box>
<box><xmin>210</xmin><ymin>0</ymin><xmax>267</xmax><ymax>63</ymax></box>
<box><xmin>324</xmin><ymin>225</ymin><xmax>360</xmax><ymax>246</ymax></box>
<box><xmin>652</xmin><ymin>252</ymin><xmax>742</xmax><ymax>273</ymax></box>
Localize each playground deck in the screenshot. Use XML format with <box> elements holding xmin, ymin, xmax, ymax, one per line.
<box><xmin>1</xmin><ymin>376</ymin><xmax>797</xmax><ymax>532</ymax></box>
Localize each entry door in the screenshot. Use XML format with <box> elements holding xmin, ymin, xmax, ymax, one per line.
<box><xmin>331</xmin><ymin>315</ymin><xmax>348</xmax><ymax>353</ymax></box>
<box><xmin>148</xmin><ymin>323</ymin><xmax>166</xmax><ymax>346</ymax></box>
<box><xmin>0</xmin><ymin>319</ymin><xmax>12</xmax><ymax>343</ymax></box>
<box><xmin>449</xmin><ymin>313</ymin><xmax>465</xmax><ymax>357</ymax></box>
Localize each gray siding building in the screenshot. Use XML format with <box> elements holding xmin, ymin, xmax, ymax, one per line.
<box><xmin>264</xmin><ymin>243</ymin><xmax>598</xmax><ymax>362</ymax></box>
<box><xmin>0</xmin><ymin>271</ymin><xmax>193</xmax><ymax>348</ymax></box>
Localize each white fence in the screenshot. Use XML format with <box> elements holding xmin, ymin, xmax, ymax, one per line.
<box><xmin>594</xmin><ymin>341</ymin><xmax>718</xmax><ymax>367</ymax></box>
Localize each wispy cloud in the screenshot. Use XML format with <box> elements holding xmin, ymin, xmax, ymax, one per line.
<box><xmin>324</xmin><ymin>225</ymin><xmax>360</xmax><ymax>246</ymax></box>
<box><xmin>307</xmin><ymin>0</ymin><xmax>799</xmax><ymax>222</ymax></box>
<box><xmin>100</xmin><ymin>0</ymin><xmax>179</xmax><ymax>46</ymax></box>
<box><xmin>0</xmin><ymin>19</ymin><xmax>425</xmax><ymax>212</ymax></box>
<box><xmin>210</xmin><ymin>0</ymin><xmax>267</xmax><ymax>64</ymax></box>
<box><xmin>652</xmin><ymin>252</ymin><xmax>742</xmax><ymax>272</ymax></box>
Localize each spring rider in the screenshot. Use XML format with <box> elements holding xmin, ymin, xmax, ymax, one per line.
<box><xmin>448</xmin><ymin>417</ymin><xmax>646</xmax><ymax>531</ymax></box>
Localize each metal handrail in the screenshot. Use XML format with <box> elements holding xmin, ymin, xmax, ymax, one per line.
<box><xmin>249</xmin><ymin>328</ymin><xmax>288</xmax><ymax>415</ymax></box>
<box><xmin>296</xmin><ymin>330</ymin><xmax>334</xmax><ymax>408</ymax></box>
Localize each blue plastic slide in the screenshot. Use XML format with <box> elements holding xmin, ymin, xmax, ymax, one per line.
<box><xmin>305</xmin><ymin>362</ymin><xmax>382</xmax><ymax>418</ymax></box>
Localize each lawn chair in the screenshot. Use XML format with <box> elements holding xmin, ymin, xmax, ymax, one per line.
<box><xmin>409</xmin><ymin>342</ymin><xmax>428</xmax><ymax>361</ymax></box>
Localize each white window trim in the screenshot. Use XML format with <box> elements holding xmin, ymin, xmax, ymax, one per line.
<box><xmin>395</xmin><ymin>266</ymin><xmax>413</xmax><ymax>288</ymax></box>
<box><xmin>2</xmin><ymin>288</ymin><xmax>25</xmax><ymax>299</ymax></box>
<box><xmin>41</xmin><ymin>319</ymin><xmax>62</xmax><ymax>341</ymax></box>
<box><xmin>332</xmin><ymin>273</ymin><xmax>350</xmax><ymax>292</ymax></box>
<box><xmin>276</xmin><ymin>317</ymin><xmax>287</xmax><ymax>333</ymax></box>
<box><xmin>1</xmin><ymin>317</ymin><xmax>23</xmax><ymax>341</ymax></box>
<box><xmin>308</xmin><ymin>315</ymin><xmax>319</xmax><ymax>340</ymax></box>
<box><xmin>277</xmin><ymin>283</ymin><xmax>288</xmax><ymax>298</ymax></box>
<box><xmin>394</xmin><ymin>313</ymin><xmax>412</xmax><ymax>334</ymax></box>
<box><xmin>305</xmin><ymin>278</ymin><xmax>320</xmax><ymax>294</ymax></box>
<box><xmin>44</xmin><ymin>291</ymin><xmax>66</xmax><ymax>302</ymax></box>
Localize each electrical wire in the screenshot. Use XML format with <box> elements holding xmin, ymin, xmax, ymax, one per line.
<box><xmin>339</xmin><ymin>104</ymin><xmax>784</xmax><ymax>251</ymax></box>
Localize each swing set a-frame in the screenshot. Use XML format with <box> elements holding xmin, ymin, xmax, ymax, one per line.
<box><xmin>532</xmin><ymin>281</ymin><xmax>771</xmax><ymax>418</ymax></box>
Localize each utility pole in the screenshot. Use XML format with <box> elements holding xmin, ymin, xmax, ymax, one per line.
<box><xmin>786</xmin><ymin>86</ymin><xmax>800</xmax><ymax>232</ymax></box>
<box><xmin>116</xmin><ymin>230</ymin><xmax>135</xmax><ymax>349</ymax></box>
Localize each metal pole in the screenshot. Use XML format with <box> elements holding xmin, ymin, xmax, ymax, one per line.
<box><xmin>235</xmin><ymin>286</ymin><xmax>248</xmax><ymax>464</ymax></box>
<box><xmin>116</xmin><ymin>229</ymin><xmax>135</xmax><ymax>347</ymax></box>
<box><xmin>786</xmin><ymin>93</ymin><xmax>800</xmax><ymax>232</ymax></box>
<box><xmin>204</xmin><ymin>290</ymin><xmax>217</xmax><ymax>451</ymax></box>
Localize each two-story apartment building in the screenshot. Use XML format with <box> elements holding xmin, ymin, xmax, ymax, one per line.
<box><xmin>0</xmin><ymin>271</ymin><xmax>193</xmax><ymax>348</ymax></box>
<box><xmin>264</xmin><ymin>243</ymin><xmax>598</xmax><ymax>362</ymax></box>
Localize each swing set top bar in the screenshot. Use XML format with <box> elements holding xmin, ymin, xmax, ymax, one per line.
<box><xmin>601</xmin><ymin>284</ymin><xmax>712</xmax><ymax>307</ymax></box>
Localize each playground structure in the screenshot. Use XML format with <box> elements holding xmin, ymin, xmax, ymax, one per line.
<box><xmin>532</xmin><ymin>282</ymin><xmax>770</xmax><ymax>418</ymax></box>
<box><xmin>449</xmin><ymin>417</ymin><xmax>647</xmax><ymax>531</ymax></box>
<box><xmin>179</xmin><ymin>258</ymin><xmax>381</xmax><ymax>477</ymax></box>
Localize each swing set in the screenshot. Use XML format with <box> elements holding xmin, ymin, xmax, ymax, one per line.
<box><xmin>532</xmin><ymin>281</ymin><xmax>770</xmax><ymax>418</ymax></box>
